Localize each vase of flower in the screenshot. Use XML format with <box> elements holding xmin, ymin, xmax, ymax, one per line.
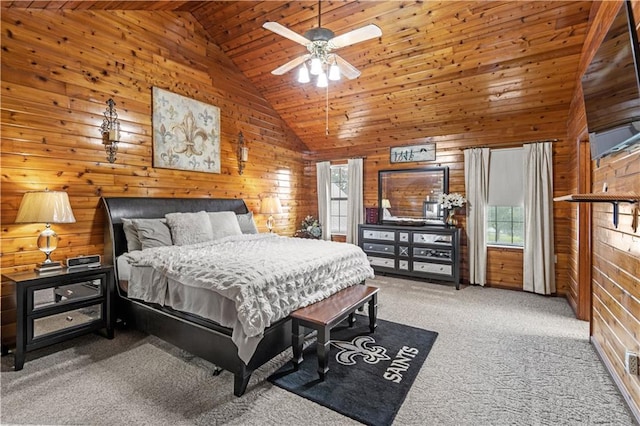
<box><xmin>295</xmin><ymin>215</ymin><xmax>322</xmax><ymax>239</ymax></box>
<box><xmin>437</xmin><ymin>192</ymin><xmax>466</xmax><ymax>227</ymax></box>
<box><xmin>446</xmin><ymin>209</ymin><xmax>457</xmax><ymax>226</ymax></box>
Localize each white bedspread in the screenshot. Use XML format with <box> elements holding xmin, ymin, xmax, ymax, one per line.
<box><xmin>124</xmin><ymin>233</ymin><xmax>374</xmax><ymax>362</ymax></box>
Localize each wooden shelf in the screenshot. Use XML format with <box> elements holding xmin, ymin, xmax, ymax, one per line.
<box><xmin>554</xmin><ymin>193</ymin><xmax>639</xmax><ymax>229</ymax></box>
<box><xmin>553</xmin><ymin>193</ymin><xmax>640</xmax><ymax>203</ymax></box>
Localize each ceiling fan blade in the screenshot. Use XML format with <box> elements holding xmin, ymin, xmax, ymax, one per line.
<box><xmin>263</xmin><ymin>22</ymin><xmax>310</xmax><ymax>46</ymax></box>
<box><xmin>333</xmin><ymin>55</ymin><xmax>361</xmax><ymax>79</ymax></box>
<box><xmin>271</xmin><ymin>54</ymin><xmax>311</xmax><ymax>75</ymax></box>
<box><xmin>329</xmin><ymin>24</ymin><xmax>382</xmax><ymax>49</ymax></box>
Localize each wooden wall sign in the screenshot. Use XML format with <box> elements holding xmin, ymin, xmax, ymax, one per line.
<box><xmin>390</xmin><ymin>143</ymin><xmax>436</xmax><ymax>163</ymax></box>
<box><xmin>152</xmin><ymin>87</ymin><xmax>221</xmax><ymax>173</ymax></box>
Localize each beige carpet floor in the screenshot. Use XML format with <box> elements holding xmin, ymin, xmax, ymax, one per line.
<box><xmin>1</xmin><ymin>275</ymin><xmax>636</xmax><ymax>425</ymax></box>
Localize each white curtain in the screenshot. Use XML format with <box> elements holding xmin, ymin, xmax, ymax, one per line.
<box><xmin>523</xmin><ymin>142</ymin><xmax>555</xmax><ymax>294</ymax></box>
<box><xmin>346</xmin><ymin>158</ymin><xmax>364</xmax><ymax>244</ymax></box>
<box><xmin>464</xmin><ymin>148</ymin><xmax>490</xmax><ymax>286</ymax></box>
<box><xmin>316</xmin><ymin>161</ymin><xmax>332</xmax><ymax>241</ymax></box>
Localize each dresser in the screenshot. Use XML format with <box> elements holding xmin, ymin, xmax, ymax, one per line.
<box><xmin>358</xmin><ymin>224</ymin><xmax>461</xmax><ymax>289</ymax></box>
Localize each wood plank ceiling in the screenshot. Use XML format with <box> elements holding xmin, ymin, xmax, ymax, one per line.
<box><xmin>3</xmin><ymin>1</ymin><xmax>594</xmax><ymax>154</ymax></box>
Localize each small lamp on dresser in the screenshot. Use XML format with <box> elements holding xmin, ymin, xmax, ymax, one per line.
<box><xmin>15</xmin><ymin>189</ymin><xmax>76</xmax><ymax>272</ymax></box>
<box><xmin>260</xmin><ymin>195</ymin><xmax>283</xmax><ymax>233</ymax></box>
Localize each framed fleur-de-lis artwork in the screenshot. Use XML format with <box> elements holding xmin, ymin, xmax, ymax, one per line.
<box><xmin>152</xmin><ymin>87</ymin><xmax>220</xmax><ymax>173</ymax></box>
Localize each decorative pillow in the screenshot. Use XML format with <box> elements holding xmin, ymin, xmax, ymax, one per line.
<box><xmin>208</xmin><ymin>211</ymin><xmax>243</xmax><ymax>239</ymax></box>
<box><xmin>165</xmin><ymin>211</ymin><xmax>214</xmax><ymax>246</ymax></box>
<box><xmin>131</xmin><ymin>218</ymin><xmax>172</xmax><ymax>250</ymax></box>
<box><xmin>236</xmin><ymin>212</ymin><xmax>258</xmax><ymax>234</ymax></box>
<box><xmin>121</xmin><ymin>218</ymin><xmax>142</xmax><ymax>252</ymax></box>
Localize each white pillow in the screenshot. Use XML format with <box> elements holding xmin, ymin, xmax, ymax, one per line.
<box><xmin>165</xmin><ymin>211</ymin><xmax>213</xmax><ymax>246</ymax></box>
<box><xmin>236</xmin><ymin>212</ymin><xmax>259</xmax><ymax>234</ymax></box>
<box><xmin>208</xmin><ymin>211</ymin><xmax>243</xmax><ymax>240</ymax></box>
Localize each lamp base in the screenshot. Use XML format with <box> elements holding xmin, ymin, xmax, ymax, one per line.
<box><xmin>35</xmin><ymin>261</ymin><xmax>62</xmax><ymax>273</ymax></box>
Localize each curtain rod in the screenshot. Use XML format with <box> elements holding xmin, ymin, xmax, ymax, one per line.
<box><xmin>321</xmin><ymin>156</ymin><xmax>367</xmax><ymax>163</ymax></box>
<box><xmin>459</xmin><ymin>138</ymin><xmax>559</xmax><ymax>151</ymax></box>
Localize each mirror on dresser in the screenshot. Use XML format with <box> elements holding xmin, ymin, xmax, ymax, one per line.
<box><xmin>378</xmin><ymin>166</ymin><xmax>449</xmax><ymax>226</ymax></box>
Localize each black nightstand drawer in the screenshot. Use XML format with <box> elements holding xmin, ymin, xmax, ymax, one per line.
<box><xmin>32</xmin><ymin>280</ymin><xmax>103</xmax><ymax>313</ymax></box>
<box><xmin>32</xmin><ymin>303</ymin><xmax>103</xmax><ymax>340</ymax></box>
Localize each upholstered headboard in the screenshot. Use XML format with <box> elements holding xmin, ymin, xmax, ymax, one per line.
<box><xmin>101</xmin><ymin>197</ymin><xmax>250</xmax><ymax>267</ymax></box>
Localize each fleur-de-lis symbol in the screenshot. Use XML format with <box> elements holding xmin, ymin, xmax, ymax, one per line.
<box><xmin>333</xmin><ymin>336</ymin><xmax>390</xmax><ymax>366</ymax></box>
<box><xmin>161</xmin><ymin>147</ymin><xmax>179</xmax><ymax>166</ymax></box>
<box><xmin>157</xmin><ymin>123</ymin><xmax>172</xmax><ymax>144</ymax></box>
<box><xmin>203</xmin><ymin>156</ymin><xmax>216</xmax><ymax>170</ymax></box>
<box><xmin>172</xmin><ymin>110</ymin><xmax>208</xmax><ymax>157</ymax></box>
<box><xmin>188</xmin><ymin>157</ymin><xmax>200</xmax><ymax>169</ymax></box>
<box><xmin>167</xmin><ymin>105</ymin><xmax>178</xmax><ymax>120</ymax></box>
<box><xmin>198</xmin><ymin>109</ymin><xmax>213</xmax><ymax>125</ymax></box>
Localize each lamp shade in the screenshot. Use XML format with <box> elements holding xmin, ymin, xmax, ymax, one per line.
<box><xmin>381</xmin><ymin>199</ymin><xmax>392</xmax><ymax>209</ymax></box>
<box><xmin>15</xmin><ymin>191</ymin><xmax>76</xmax><ymax>224</ymax></box>
<box><xmin>260</xmin><ymin>196</ymin><xmax>283</xmax><ymax>215</ymax></box>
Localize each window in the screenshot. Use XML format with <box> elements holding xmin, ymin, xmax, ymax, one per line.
<box><xmin>330</xmin><ymin>164</ymin><xmax>348</xmax><ymax>234</ymax></box>
<box><xmin>487</xmin><ymin>206</ymin><xmax>524</xmax><ymax>246</ymax></box>
<box><xmin>487</xmin><ymin>148</ymin><xmax>524</xmax><ymax>247</ymax></box>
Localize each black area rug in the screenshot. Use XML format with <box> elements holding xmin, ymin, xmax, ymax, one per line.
<box><xmin>268</xmin><ymin>318</ymin><xmax>438</xmax><ymax>426</ymax></box>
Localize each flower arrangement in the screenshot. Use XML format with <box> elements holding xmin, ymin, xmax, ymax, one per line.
<box><xmin>437</xmin><ymin>192</ymin><xmax>466</xmax><ymax>209</ymax></box>
<box><xmin>295</xmin><ymin>215</ymin><xmax>322</xmax><ymax>239</ymax></box>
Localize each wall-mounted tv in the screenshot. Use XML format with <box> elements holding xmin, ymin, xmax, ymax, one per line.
<box><xmin>582</xmin><ymin>0</ymin><xmax>640</xmax><ymax>160</ymax></box>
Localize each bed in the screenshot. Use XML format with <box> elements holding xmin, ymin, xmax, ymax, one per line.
<box><xmin>101</xmin><ymin>197</ymin><xmax>374</xmax><ymax>396</ymax></box>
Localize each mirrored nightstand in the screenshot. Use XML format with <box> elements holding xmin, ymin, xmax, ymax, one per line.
<box><xmin>2</xmin><ymin>265</ymin><xmax>114</xmax><ymax>370</ymax></box>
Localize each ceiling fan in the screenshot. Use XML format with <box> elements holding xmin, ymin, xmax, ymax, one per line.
<box><xmin>263</xmin><ymin>1</ymin><xmax>382</xmax><ymax>87</ymax></box>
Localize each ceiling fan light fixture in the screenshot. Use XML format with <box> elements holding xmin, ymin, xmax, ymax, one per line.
<box><xmin>297</xmin><ymin>64</ymin><xmax>311</xmax><ymax>83</ymax></box>
<box><xmin>328</xmin><ymin>62</ymin><xmax>341</xmax><ymax>81</ymax></box>
<box><xmin>316</xmin><ymin>71</ymin><xmax>328</xmax><ymax>88</ymax></box>
<box><xmin>310</xmin><ymin>57</ymin><xmax>323</xmax><ymax>75</ymax></box>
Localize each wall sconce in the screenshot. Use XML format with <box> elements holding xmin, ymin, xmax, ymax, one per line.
<box><xmin>237</xmin><ymin>131</ymin><xmax>248</xmax><ymax>175</ymax></box>
<box><xmin>15</xmin><ymin>189</ymin><xmax>76</xmax><ymax>272</ymax></box>
<box><xmin>100</xmin><ymin>98</ymin><xmax>120</xmax><ymax>163</ymax></box>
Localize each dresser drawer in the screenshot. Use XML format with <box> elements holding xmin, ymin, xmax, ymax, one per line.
<box><xmin>368</xmin><ymin>256</ymin><xmax>395</xmax><ymax>269</ymax></box>
<box><xmin>363</xmin><ymin>242</ymin><xmax>395</xmax><ymax>255</ymax></box>
<box><xmin>413</xmin><ymin>247</ymin><xmax>452</xmax><ymax>260</ymax></box>
<box><xmin>413</xmin><ymin>262</ymin><xmax>452</xmax><ymax>276</ymax></box>
<box><xmin>31</xmin><ymin>303</ymin><xmax>103</xmax><ymax>339</ymax></box>
<box><xmin>362</xmin><ymin>229</ymin><xmax>395</xmax><ymax>242</ymax></box>
<box><xmin>413</xmin><ymin>233</ymin><xmax>452</xmax><ymax>245</ymax></box>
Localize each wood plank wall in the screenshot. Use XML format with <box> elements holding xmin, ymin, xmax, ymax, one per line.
<box><xmin>566</xmin><ymin>0</ymin><xmax>640</xmax><ymax>417</ymax></box>
<box><xmin>0</xmin><ymin>9</ymin><xmax>310</xmax><ymax>347</ymax></box>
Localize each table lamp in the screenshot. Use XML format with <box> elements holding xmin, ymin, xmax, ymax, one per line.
<box><xmin>381</xmin><ymin>198</ymin><xmax>392</xmax><ymax>218</ymax></box>
<box><xmin>15</xmin><ymin>190</ymin><xmax>76</xmax><ymax>272</ymax></box>
<box><xmin>260</xmin><ymin>195</ymin><xmax>283</xmax><ymax>233</ymax></box>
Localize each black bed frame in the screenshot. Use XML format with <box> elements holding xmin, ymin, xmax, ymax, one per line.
<box><xmin>101</xmin><ymin>197</ymin><xmax>292</xmax><ymax>397</ymax></box>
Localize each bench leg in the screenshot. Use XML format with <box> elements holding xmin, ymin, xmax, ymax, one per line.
<box><xmin>348</xmin><ymin>312</ymin><xmax>356</xmax><ymax>327</ymax></box>
<box><xmin>317</xmin><ymin>326</ymin><xmax>330</xmax><ymax>380</ymax></box>
<box><xmin>368</xmin><ymin>293</ymin><xmax>378</xmax><ymax>333</ymax></box>
<box><xmin>291</xmin><ymin>319</ymin><xmax>304</xmax><ymax>370</ymax></box>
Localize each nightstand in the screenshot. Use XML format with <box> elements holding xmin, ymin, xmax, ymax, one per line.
<box><xmin>2</xmin><ymin>265</ymin><xmax>114</xmax><ymax>370</ymax></box>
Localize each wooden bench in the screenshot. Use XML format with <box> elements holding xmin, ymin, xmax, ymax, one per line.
<box><xmin>290</xmin><ymin>284</ymin><xmax>379</xmax><ymax>380</ymax></box>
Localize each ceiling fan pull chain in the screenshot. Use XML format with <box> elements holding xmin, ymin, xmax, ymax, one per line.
<box><xmin>325</xmin><ymin>82</ymin><xmax>329</xmax><ymax>136</ymax></box>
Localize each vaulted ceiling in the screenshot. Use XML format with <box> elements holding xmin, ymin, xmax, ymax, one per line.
<box><xmin>3</xmin><ymin>1</ymin><xmax>594</xmax><ymax>154</ymax></box>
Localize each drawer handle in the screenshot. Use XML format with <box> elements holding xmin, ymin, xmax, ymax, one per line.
<box><xmin>66</xmin><ymin>316</ymin><xmax>73</xmax><ymax>322</ymax></box>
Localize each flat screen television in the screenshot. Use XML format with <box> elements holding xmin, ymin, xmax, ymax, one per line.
<box><xmin>581</xmin><ymin>0</ymin><xmax>640</xmax><ymax>160</ymax></box>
